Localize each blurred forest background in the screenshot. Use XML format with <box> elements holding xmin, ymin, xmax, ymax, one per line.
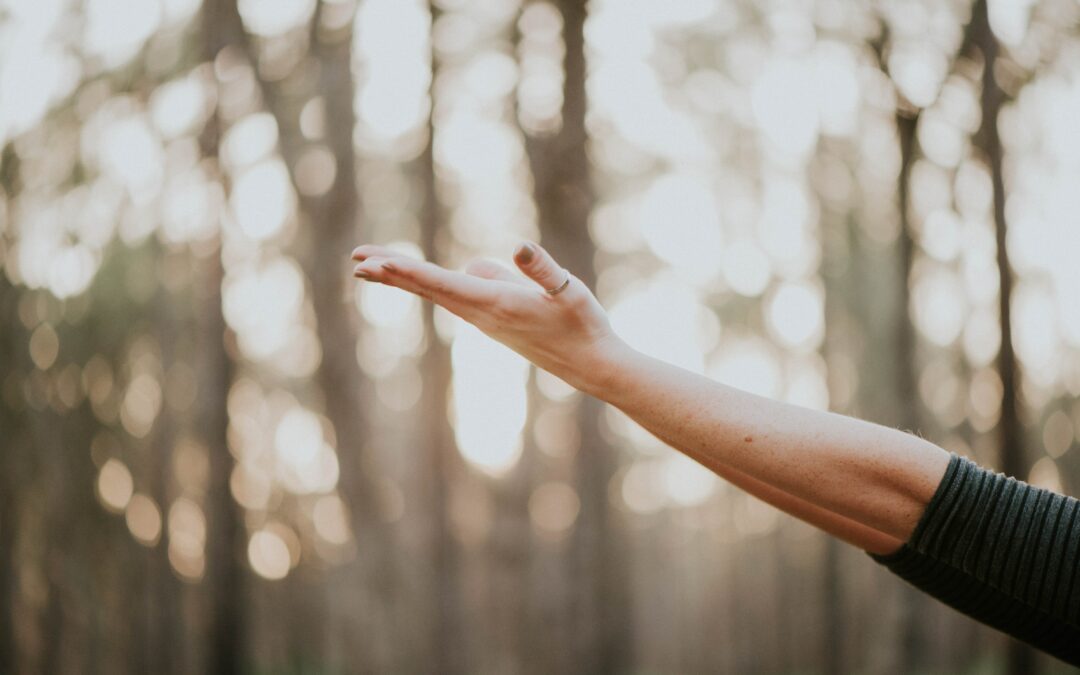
<box><xmin>2</xmin><ymin>0</ymin><xmax>1080</xmax><ymax>672</ymax></box>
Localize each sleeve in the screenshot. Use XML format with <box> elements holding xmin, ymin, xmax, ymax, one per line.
<box><xmin>869</xmin><ymin>453</ymin><xmax>1080</xmax><ymax>667</ymax></box>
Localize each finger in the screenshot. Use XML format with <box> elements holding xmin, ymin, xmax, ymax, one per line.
<box><xmin>353</xmin><ymin>257</ymin><xmax>385</xmax><ymax>281</ymax></box>
<box><xmin>355</xmin><ymin>255</ymin><xmax>500</xmax><ymax>308</ymax></box>
<box><xmin>351</xmin><ymin>244</ymin><xmax>415</xmax><ymax>262</ymax></box>
<box><xmin>465</xmin><ymin>258</ymin><xmax>532</xmax><ymax>288</ymax></box>
<box><xmin>353</xmin><ymin>256</ymin><xmax>473</xmax><ymax>318</ymax></box>
<box><xmin>513</xmin><ymin>241</ymin><xmax>568</xmax><ymax>293</ymax></box>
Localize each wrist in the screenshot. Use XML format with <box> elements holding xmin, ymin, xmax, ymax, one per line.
<box><xmin>564</xmin><ymin>332</ymin><xmax>638</xmax><ymax>402</ymax></box>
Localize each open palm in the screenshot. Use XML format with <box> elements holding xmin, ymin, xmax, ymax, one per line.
<box><xmin>351</xmin><ymin>241</ymin><xmax>624</xmax><ymax>391</ymax></box>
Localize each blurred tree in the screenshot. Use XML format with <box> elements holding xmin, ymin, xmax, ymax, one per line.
<box><xmin>302</xmin><ymin>3</ymin><xmax>399</xmax><ymax>666</ymax></box>
<box><xmin>415</xmin><ymin>4</ymin><xmax>464</xmax><ymax>670</ymax></box>
<box><xmin>0</xmin><ymin>143</ymin><xmax>22</xmax><ymax>675</ymax></box>
<box><xmin>818</xmin><ymin>143</ymin><xmax>854</xmax><ymax>673</ymax></box>
<box><xmin>146</xmin><ymin>272</ymin><xmax>183</xmax><ymax>675</ymax></box>
<box><xmin>232</xmin><ymin>2</ymin><xmax>401</xmax><ymax>666</ymax></box>
<box><xmin>198</xmin><ymin>0</ymin><xmax>247</xmax><ymax>671</ymax></box>
<box><xmin>234</xmin><ymin>1</ymin><xmax>406</xmax><ymax>669</ymax></box>
<box><xmin>970</xmin><ymin>0</ymin><xmax>1036</xmax><ymax>672</ymax></box>
<box><xmin>867</xmin><ymin>24</ymin><xmax>933</xmax><ymax>673</ymax></box>
<box><xmin>519</xmin><ymin>1</ymin><xmax>630</xmax><ymax>672</ymax></box>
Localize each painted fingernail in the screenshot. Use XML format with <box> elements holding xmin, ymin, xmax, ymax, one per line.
<box><xmin>380</xmin><ymin>261</ymin><xmax>396</xmax><ymax>273</ymax></box>
<box><xmin>354</xmin><ymin>265</ymin><xmax>372</xmax><ymax>278</ymax></box>
<box><xmin>515</xmin><ymin>242</ymin><xmax>534</xmax><ymax>264</ymax></box>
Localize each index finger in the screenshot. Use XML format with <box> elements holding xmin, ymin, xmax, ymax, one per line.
<box><xmin>369</xmin><ymin>256</ymin><xmax>502</xmax><ymax>308</ymax></box>
<box><xmin>352</xmin><ymin>244</ymin><xmax>411</xmax><ymax>261</ymax></box>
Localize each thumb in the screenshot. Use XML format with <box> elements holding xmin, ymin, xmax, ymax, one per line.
<box><xmin>513</xmin><ymin>241</ymin><xmax>567</xmax><ymax>293</ymax></box>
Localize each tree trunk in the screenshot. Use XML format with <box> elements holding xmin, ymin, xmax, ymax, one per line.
<box><xmin>891</xmin><ymin>107</ymin><xmax>932</xmax><ymax>675</ymax></box>
<box><xmin>416</xmin><ymin>8</ymin><xmax>464</xmax><ymax>669</ymax></box>
<box><xmin>303</xmin><ymin>4</ymin><xmax>398</xmax><ymax>666</ymax></box>
<box><xmin>822</xmin><ymin>537</ymin><xmax>843</xmax><ymax>673</ymax></box>
<box><xmin>0</xmin><ymin>143</ymin><xmax>22</xmax><ymax>675</ymax></box>
<box><xmin>0</xmin><ymin>282</ymin><xmax>19</xmax><ymax>675</ymax></box>
<box><xmin>970</xmin><ymin>0</ymin><xmax>1034</xmax><ymax>671</ymax></box>
<box><xmin>817</xmin><ymin>138</ymin><xmax>856</xmax><ymax>674</ymax></box>
<box><xmin>196</xmin><ymin>243</ymin><xmax>246</xmax><ymax>675</ymax></box>
<box><xmin>151</xmin><ymin>270</ymin><xmax>183</xmax><ymax>675</ymax></box>
<box><xmin>199</xmin><ymin>1</ymin><xmax>248</xmax><ymax>671</ymax></box>
<box><xmin>228</xmin><ymin>0</ymin><xmax>399</xmax><ymax>665</ymax></box>
<box><xmin>521</xmin><ymin>1</ymin><xmax>630</xmax><ymax>671</ymax></box>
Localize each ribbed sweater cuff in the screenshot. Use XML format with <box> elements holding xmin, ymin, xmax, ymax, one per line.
<box><xmin>867</xmin><ymin>452</ymin><xmax>1080</xmax><ymax>666</ymax></box>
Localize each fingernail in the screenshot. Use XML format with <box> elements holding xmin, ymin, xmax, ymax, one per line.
<box><xmin>380</xmin><ymin>261</ymin><xmax>396</xmax><ymax>273</ymax></box>
<box><xmin>515</xmin><ymin>242</ymin><xmax>534</xmax><ymax>264</ymax></box>
<box><xmin>354</xmin><ymin>265</ymin><xmax>371</xmax><ymax>279</ymax></box>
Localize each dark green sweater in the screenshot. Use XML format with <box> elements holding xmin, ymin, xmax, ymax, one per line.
<box><xmin>870</xmin><ymin>453</ymin><xmax>1080</xmax><ymax>666</ymax></box>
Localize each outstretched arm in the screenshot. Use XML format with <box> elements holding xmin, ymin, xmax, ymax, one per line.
<box><xmin>352</xmin><ymin>240</ymin><xmax>1080</xmax><ymax>663</ymax></box>
<box><xmin>586</xmin><ymin>339</ymin><xmax>950</xmax><ymax>544</ymax></box>
<box><xmin>673</xmin><ymin>458</ymin><xmax>902</xmax><ymax>555</ymax></box>
<box><xmin>350</xmin><ymin>240</ymin><xmax>947</xmax><ymax>549</ymax></box>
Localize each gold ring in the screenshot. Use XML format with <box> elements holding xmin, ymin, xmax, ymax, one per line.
<box><xmin>546</xmin><ymin>270</ymin><xmax>571</xmax><ymax>295</ymax></box>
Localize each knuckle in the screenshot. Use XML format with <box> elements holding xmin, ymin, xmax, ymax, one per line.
<box><xmin>558</xmin><ymin>287</ymin><xmax>596</xmax><ymax>317</ymax></box>
<box><xmin>566</xmin><ymin>289</ymin><xmax>590</xmax><ymax>309</ymax></box>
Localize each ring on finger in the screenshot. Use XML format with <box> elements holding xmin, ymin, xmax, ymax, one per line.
<box><xmin>545</xmin><ymin>269</ymin><xmax>571</xmax><ymax>295</ymax></box>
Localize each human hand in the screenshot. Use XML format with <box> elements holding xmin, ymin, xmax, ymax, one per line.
<box><xmin>350</xmin><ymin>241</ymin><xmax>629</xmax><ymax>394</ymax></box>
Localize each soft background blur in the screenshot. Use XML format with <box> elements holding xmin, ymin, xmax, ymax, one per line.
<box><xmin>1</xmin><ymin>0</ymin><xmax>1079</xmax><ymax>672</ymax></box>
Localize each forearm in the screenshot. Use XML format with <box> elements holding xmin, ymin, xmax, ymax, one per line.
<box><xmin>351</xmin><ymin>241</ymin><xmax>945</xmax><ymax>547</ymax></box>
<box><xmin>576</xmin><ymin>339</ymin><xmax>950</xmax><ymax>542</ymax></box>
<box><xmin>592</xmin><ymin>353</ymin><xmax>902</xmax><ymax>552</ymax></box>
<box><xmin>705</xmin><ymin>462</ymin><xmax>902</xmax><ymax>555</ymax></box>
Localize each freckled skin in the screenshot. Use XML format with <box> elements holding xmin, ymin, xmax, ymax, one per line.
<box><xmin>350</xmin><ymin>241</ymin><xmax>952</xmax><ymax>556</ymax></box>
